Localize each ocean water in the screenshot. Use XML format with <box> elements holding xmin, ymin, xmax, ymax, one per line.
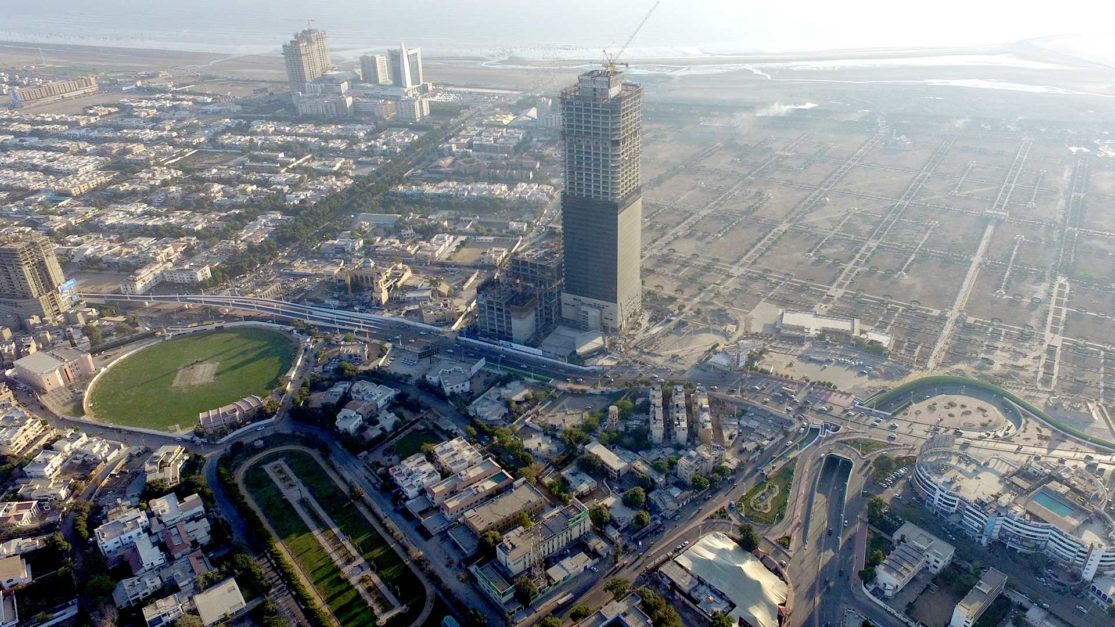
<box><xmin>1</xmin><ymin>0</ymin><xmax>1113</xmax><ymax>64</ymax></box>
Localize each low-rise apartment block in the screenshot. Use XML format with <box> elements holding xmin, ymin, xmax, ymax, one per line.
<box><xmin>461</xmin><ymin>480</ymin><xmax>548</xmax><ymax>535</ymax></box>
<box><xmin>145</xmin><ymin>445</ymin><xmax>187</xmax><ymax>487</ymax></box>
<box><xmin>431</xmin><ymin>437</ymin><xmax>483</xmax><ymax>475</ymax></box>
<box><xmin>876</xmin><ymin>522</ymin><xmax>955</xmax><ymax>597</ymax></box>
<box><xmin>496</xmin><ymin>499</ymin><xmax>590</xmax><ymax>576</ymax></box>
<box><xmin>949</xmin><ymin>568</ymin><xmax>1007</xmax><ymax>627</ymax></box>
<box><xmin>390</xmin><ymin>453</ymin><xmax>441</xmax><ymax>499</ymax></box>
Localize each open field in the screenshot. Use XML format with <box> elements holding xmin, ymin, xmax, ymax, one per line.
<box><xmin>243</xmin><ymin>450</ymin><xmax>425</xmax><ymax>627</ymax></box>
<box><xmin>86</xmin><ymin>327</ymin><xmax>295</xmax><ymax>430</ymax></box>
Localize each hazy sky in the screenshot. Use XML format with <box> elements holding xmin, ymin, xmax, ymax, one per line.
<box><xmin>2</xmin><ymin>0</ymin><xmax>1114</xmax><ymax>56</ymax></box>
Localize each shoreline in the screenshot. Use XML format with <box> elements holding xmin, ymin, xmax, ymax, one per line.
<box><xmin>0</xmin><ymin>38</ymin><xmax>1084</xmax><ymax>70</ymax></box>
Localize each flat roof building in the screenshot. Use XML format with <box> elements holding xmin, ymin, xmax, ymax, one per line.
<box><xmin>497</xmin><ymin>498</ymin><xmax>590</xmax><ymax>576</ymax></box>
<box><xmin>192</xmin><ymin>577</ymin><xmax>246</xmax><ymax>626</ymax></box>
<box><xmin>461</xmin><ymin>479</ymin><xmax>548</xmax><ymax>534</ymax></box>
<box><xmin>661</xmin><ymin>532</ymin><xmax>790</xmax><ymax>627</ymax></box>
<box><xmin>875</xmin><ymin>521</ymin><xmax>955</xmax><ymax>597</ymax></box>
<box><xmin>914</xmin><ymin>437</ymin><xmax>1115</xmax><ymax>582</ymax></box>
<box><xmin>949</xmin><ymin>568</ymin><xmax>1007</xmax><ymax>627</ymax></box>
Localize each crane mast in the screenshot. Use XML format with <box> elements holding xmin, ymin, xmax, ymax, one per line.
<box><xmin>603</xmin><ymin>1</ymin><xmax>660</xmax><ymax>74</ymax></box>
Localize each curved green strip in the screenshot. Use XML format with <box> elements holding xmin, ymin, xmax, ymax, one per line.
<box><xmin>864</xmin><ymin>375</ymin><xmax>1115</xmax><ymax>450</ymax></box>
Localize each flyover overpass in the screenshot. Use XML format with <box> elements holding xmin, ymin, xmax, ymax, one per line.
<box><xmin>80</xmin><ymin>292</ymin><xmax>597</xmax><ymax>377</ymax></box>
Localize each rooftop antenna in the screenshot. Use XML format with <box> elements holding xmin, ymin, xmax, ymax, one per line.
<box><xmin>602</xmin><ymin>0</ymin><xmax>660</xmax><ymax>75</ymax></box>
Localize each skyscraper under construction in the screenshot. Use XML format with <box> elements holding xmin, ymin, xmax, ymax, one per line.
<box><xmin>282</xmin><ymin>28</ymin><xmax>332</xmax><ymax>93</ymax></box>
<box><xmin>560</xmin><ymin>68</ymin><xmax>643</xmax><ymax>333</ymax></box>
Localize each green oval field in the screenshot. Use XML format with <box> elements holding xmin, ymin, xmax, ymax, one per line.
<box><xmin>87</xmin><ymin>327</ymin><xmax>297</xmax><ymax>431</ymax></box>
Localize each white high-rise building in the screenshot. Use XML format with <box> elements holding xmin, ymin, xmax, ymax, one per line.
<box><xmin>389</xmin><ymin>44</ymin><xmax>424</xmax><ymax>89</ymax></box>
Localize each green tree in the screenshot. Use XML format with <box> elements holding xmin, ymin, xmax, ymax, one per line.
<box><xmin>872</xmin><ymin>454</ymin><xmax>897</xmax><ymax>481</ymax></box>
<box><xmin>590</xmin><ymin>504</ymin><xmax>612</xmax><ymax>529</ymax></box>
<box><xmin>868</xmin><ymin>549</ymin><xmax>885</xmax><ymax>568</ymax></box>
<box><xmin>604</xmin><ymin>578</ymin><xmax>630</xmax><ymax>599</ymax></box>
<box><xmin>622</xmin><ymin>487</ymin><xmax>646</xmax><ymax>509</ymax></box>
<box><xmin>516</xmin><ymin>465</ymin><xmax>537</xmax><ymax>484</ymax></box>
<box><xmin>709</xmin><ymin>613</ymin><xmax>734</xmax><ymax>627</ymax></box>
<box><xmin>635</xmin><ymin>587</ymin><xmax>682</xmax><ymax>627</ymax></box>
<box><xmin>480</xmin><ymin>530</ymin><xmax>503</xmax><ymax>555</ymax></box>
<box><xmin>867</xmin><ymin>496</ymin><xmax>887</xmax><ymax>524</ymax></box>
<box><xmin>631</xmin><ymin>510</ymin><xmax>652</xmax><ymax>531</ymax></box>
<box><xmin>570</xmin><ymin>606</ymin><xmax>592</xmax><ymax>620</ymax></box>
<box><xmin>350</xmin><ymin>484</ymin><xmax>365</xmax><ymax>500</ymax></box>
<box><xmin>539</xmin><ymin>617</ymin><xmax>563</xmax><ymax>627</ymax></box>
<box><xmin>691</xmin><ymin>475</ymin><xmax>710</xmax><ymax>491</ymax></box>
<box><xmin>562</xmin><ymin>426</ymin><xmax>590</xmax><ymax>448</ymax></box>
<box><xmin>736</xmin><ymin>524</ymin><xmax>759</xmax><ymax>552</ymax></box>
<box><xmin>514</xmin><ymin>577</ymin><xmax>538</xmax><ymax>606</ymax></box>
<box><xmin>578</xmin><ymin>452</ymin><xmax>604</xmax><ymax>477</ymax></box>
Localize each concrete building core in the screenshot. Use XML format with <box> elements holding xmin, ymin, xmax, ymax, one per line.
<box><xmin>560</xmin><ymin>69</ymin><xmax>643</xmax><ymax>333</ymax></box>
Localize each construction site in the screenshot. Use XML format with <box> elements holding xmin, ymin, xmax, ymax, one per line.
<box><xmin>630</xmin><ymin>101</ymin><xmax>1115</xmax><ymax>441</ymax></box>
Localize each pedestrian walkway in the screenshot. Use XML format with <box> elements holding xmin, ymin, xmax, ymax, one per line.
<box><xmin>264</xmin><ymin>459</ymin><xmax>404</xmax><ymax>624</ymax></box>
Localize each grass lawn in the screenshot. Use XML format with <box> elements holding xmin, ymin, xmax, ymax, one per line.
<box><xmin>88</xmin><ymin>327</ymin><xmax>295</xmax><ymax>431</ymax></box>
<box><xmin>243</xmin><ymin>461</ymin><xmax>376</xmax><ymax>627</ymax></box>
<box><xmin>392</xmin><ymin>429</ymin><xmax>439</xmax><ymax>459</ymax></box>
<box><xmin>245</xmin><ymin>451</ymin><xmax>425</xmax><ymax>626</ymax></box>
<box><xmin>741</xmin><ymin>459</ymin><xmax>797</xmax><ymax>525</ymax></box>
<box><xmin>843</xmin><ymin>439</ymin><xmax>888</xmax><ymax>455</ymax></box>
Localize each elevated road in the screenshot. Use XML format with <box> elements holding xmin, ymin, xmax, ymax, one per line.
<box><xmin>79</xmin><ymin>292</ymin><xmax>597</xmax><ymax>380</ymax></box>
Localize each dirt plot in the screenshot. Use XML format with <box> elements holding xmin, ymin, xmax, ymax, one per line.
<box><xmin>811</xmin><ymin>234</ymin><xmax>861</xmax><ymax>265</ymax></box>
<box><xmin>965</xmin><ymin>270</ymin><xmax>1047</xmax><ymax>330</ymax></box>
<box><xmin>902</xmin><ymin>207</ymin><xmax>985</xmax><ymax>256</ymax></box>
<box><xmin>878</xmin><ymin>219</ymin><xmax>935</xmax><ymax>249</ymax></box>
<box><xmin>1068</xmin><ymin>233</ymin><xmax>1115</xmax><ymax>283</ymax></box>
<box><xmin>172</xmin><ymin>361</ymin><xmax>219</xmax><ymax>387</ymax></box>
<box><xmin>984</xmin><ymin>222</ymin><xmax>1050</xmax><ymax>266</ymax></box>
<box><xmin>1064</xmin><ymin>310</ymin><xmax>1115</xmax><ymax>346</ymax></box>
<box><xmin>836</xmin><ymin>163</ymin><xmax>920</xmax><ymax>199</ymax></box>
<box><xmin>1068</xmin><ymin>284</ymin><xmax>1115</xmax><ymax>316</ymax></box>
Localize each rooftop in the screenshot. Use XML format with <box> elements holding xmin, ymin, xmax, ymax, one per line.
<box><xmin>669</xmin><ymin>532</ymin><xmax>788</xmax><ymax>627</ymax></box>
<box><xmin>955</xmin><ymin>568</ymin><xmax>1007</xmax><ymax>619</ymax></box>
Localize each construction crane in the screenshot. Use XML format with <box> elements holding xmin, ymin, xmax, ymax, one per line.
<box><xmin>603</xmin><ymin>1</ymin><xmax>660</xmax><ymax>74</ymax></box>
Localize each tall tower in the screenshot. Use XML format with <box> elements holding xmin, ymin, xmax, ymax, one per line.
<box><xmin>0</xmin><ymin>236</ymin><xmax>70</xmax><ymax>322</ymax></box>
<box><xmin>282</xmin><ymin>29</ymin><xmax>332</xmax><ymax>93</ymax></box>
<box><xmin>560</xmin><ymin>69</ymin><xmax>643</xmax><ymax>333</ymax></box>
<box><xmin>360</xmin><ymin>54</ymin><xmax>390</xmax><ymax>85</ymax></box>
<box><xmin>389</xmin><ymin>44</ymin><xmax>423</xmax><ymax>89</ymax></box>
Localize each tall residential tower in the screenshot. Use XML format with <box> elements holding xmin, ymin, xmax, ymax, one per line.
<box><xmin>0</xmin><ymin>236</ymin><xmax>70</xmax><ymax>322</ymax></box>
<box><xmin>282</xmin><ymin>29</ymin><xmax>332</xmax><ymax>93</ymax></box>
<box><xmin>559</xmin><ymin>69</ymin><xmax>643</xmax><ymax>333</ymax></box>
<box><xmin>360</xmin><ymin>54</ymin><xmax>390</xmax><ymax>85</ymax></box>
